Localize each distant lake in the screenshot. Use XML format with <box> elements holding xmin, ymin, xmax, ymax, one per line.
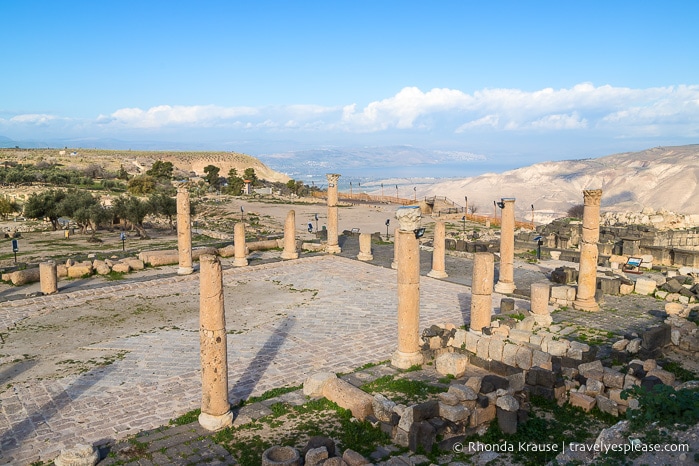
<box><xmin>289</xmin><ymin>160</ymin><xmax>523</xmax><ymax>191</ymax></box>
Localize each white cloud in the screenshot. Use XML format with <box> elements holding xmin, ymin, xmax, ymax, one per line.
<box><xmin>108</xmin><ymin>104</ymin><xmax>259</xmax><ymax>128</ymax></box>
<box><xmin>9</xmin><ymin>114</ymin><xmax>58</xmax><ymax>124</ymax></box>
<box><xmin>2</xmin><ymin>83</ymin><xmax>698</xmax><ymax>144</ymax></box>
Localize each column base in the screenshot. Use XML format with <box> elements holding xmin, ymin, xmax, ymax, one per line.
<box><xmin>427</xmin><ymin>269</ymin><xmax>448</xmax><ymax>279</ymax></box>
<box><xmin>533</xmin><ymin>314</ymin><xmax>553</xmax><ymax>326</ymax></box>
<box><xmin>391</xmin><ymin>261</ymin><xmax>398</xmax><ymax>270</ymax></box>
<box><xmin>233</xmin><ymin>258</ymin><xmax>248</xmax><ymax>267</ymax></box>
<box><xmin>198</xmin><ymin>410</ymin><xmax>233</xmax><ymax>431</ymax></box>
<box><xmin>357</xmin><ymin>253</ymin><xmax>373</xmax><ymax>261</ymax></box>
<box><xmin>326</xmin><ymin>245</ymin><xmax>342</xmax><ymax>254</ymax></box>
<box><xmin>281</xmin><ymin>251</ymin><xmax>299</xmax><ymax>260</ymax></box>
<box><xmin>391</xmin><ymin>350</ymin><xmax>424</xmax><ymax>370</ymax></box>
<box><xmin>178</xmin><ymin>266</ymin><xmax>194</xmax><ymax>275</ymax></box>
<box><xmin>494</xmin><ymin>281</ymin><xmax>516</xmax><ymax>294</ymax></box>
<box><xmin>573</xmin><ymin>298</ymin><xmax>600</xmax><ymax>312</ymax></box>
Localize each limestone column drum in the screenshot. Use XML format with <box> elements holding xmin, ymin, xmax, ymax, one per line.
<box><xmin>177</xmin><ymin>184</ymin><xmax>194</xmax><ymax>275</ymax></box>
<box><xmin>470</xmin><ymin>252</ymin><xmax>494</xmax><ymax>333</ymax></box>
<box><xmin>391</xmin><ymin>206</ymin><xmax>424</xmax><ymax>369</ymax></box>
<box><xmin>494</xmin><ymin>198</ymin><xmax>516</xmax><ymax>294</ymax></box>
<box><xmin>40</xmin><ymin>260</ymin><xmax>58</xmax><ymax>294</ymax></box>
<box><xmin>530</xmin><ymin>282</ymin><xmax>552</xmax><ymax>325</ymax></box>
<box><xmin>574</xmin><ymin>189</ymin><xmax>603</xmax><ymax>312</ymax></box>
<box><xmin>198</xmin><ymin>255</ymin><xmax>233</xmax><ymax>431</ymax></box>
<box><xmin>357</xmin><ymin>232</ymin><xmax>373</xmax><ymax>261</ymax></box>
<box><xmin>281</xmin><ymin>210</ymin><xmax>299</xmax><ymax>260</ymax></box>
<box><xmin>326</xmin><ymin>173</ymin><xmax>341</xmax><ymax>254</ymax></box>
<box><xmin>391</xmin><ymin>226</ymin><xmax>400</xmax><ymax>270</ymax></box>
<box><xmin>233</xmin><ymin>222</ymin><xmax>248</xmax><ymax>267</ymax></box>
<box><xmin>427</xmin><ymin>220</ymin><xmax>448</xmax><ymax>278</ymax></box>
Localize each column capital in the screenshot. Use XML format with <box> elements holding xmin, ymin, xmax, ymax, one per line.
<box><xmin>395</xmin><ymin>206</ymin><xmax>422</xmax><ymax>231</ymax></box>
<box><xmin>583</xmin><ymin>189</ymin><xmax>603</xmax><ymax>205</ymax></box>
<box><xmin>325</xmin><ymin>173</ymin><xmax>341</xmax><ymax>186</ymax></box>
<box><xmin>176</xmin><ymin>182</ymin><xmax>191</xmax><ymax>193</ymax></box>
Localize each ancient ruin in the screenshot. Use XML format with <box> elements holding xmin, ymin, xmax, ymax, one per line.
<box><xmin>494</xmin><ymin>198</ymin><xmax>516</xmax><ymax>294</ymax></box>
<box><xmin>176</xmin><ymin>184</ymin><xmax>194</xmax><ymax>275</ymax></box>
<box><xmin>198</xmin><ymin>255</ymin><xmax>233</xmax><ymax>431</ymax></box>
<box><xmin>233</xmin><ymin>222</ymin><xmax>248</xmax><ymax>267</ymax></box>
<box><xmin>574</xmin><ymin>189</ymin><xmax>602</xmax><ymax>311</ymax></box>
<box><xmin>357</xmin><ymin>232</ymin><xmax>373</xmax><ymax>261</ymax></box>
<box><xmin>280</xmin><ymin>209</ymin><xmax>299</xmax><ymax>260</ymax></box>
<box><xmin>427</xmin><ymin>220</ymin><xmax>448</xmax><ymax>278</ymax></box>
<box><xmin>325</xmin><ymin>173</ymin><xmax>341</xmax><ymax>254</ymax></box>
<box><xmin>391</xmin><ymin>206</ymin><xmax>424</xmax><ymax>369</ymax></box>
<box><xmin>470</xmin><ymin>252</ymin><xmax>494</xmax><ymax>333</ymax></box>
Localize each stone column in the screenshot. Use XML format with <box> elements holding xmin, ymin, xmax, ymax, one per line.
<box><xmin>391</xmin><ymin>206</ymin><xmax>424</xmax><ymax>369</ymax></box>
<box><xmin>574</xmin><ymin>189</ymin><xmax>602</xmax><ymax>312</ymax></box>
<box><xmin>427</xmin><ymin>221</ymin><xmax>448</xmax><ymax>278</ymax></box>
<box><xmin>391</xmin><ymin>226</ymin><xmax>400</xmax><ymax>270</ymax></box>
<box><xmin>494</xmin><ymin>198</ymin><xmax>516</xmax><ymax>294</ymax></box>
<box><xmin>326</xmin><ymin>173</ymin><xmax>341</xmax><ymax>254</ymax></box>
<box><xmin>357</xmin><ymin>233</ymin><xmax>373</xmax><ymax>261</ymax></box>
<box><xmin>280</xmin><ymin>210</ymin><xmax>299</xmax><ymax>260</ymax></box>
<box><xmin>233</xmin><ymin>222</ymin><xmax>248</xmax><ymax>267</ymax></box>
<box><xmin>198</xmin><ymin>255</ymin><xmax>233</xmax><ymax>431</ymax></box>
<box><xmin>177</xmin><ymin>184</ymin><xmax>194</xmax><ymax>275</ymax></box>
<box><xmin>530</xmin><ymin>282</ymin><xmax>552</xmax><ymax>325</ymax></box>
<box><xmin>40</xmin><ymin>260</ymin><xmax>58</xmax><ymax>294</ymax></box>
<box><xmin>470</xmin><ymin>252</ymin><xmax>494</xmax><ymax>334</ymax></box>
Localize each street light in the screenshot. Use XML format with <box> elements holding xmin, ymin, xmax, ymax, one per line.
<box><xmin>462</xmin><ymin>215</ymin><xmax>466</xmax><ymax>233</ymax></box>
<box><xmin>385</xmin><ymin>219</ymin><xmax>390</xmax><ymax>240</ymax></box>
<box><xmin>531</xmin><ymin>204</ymin><xmax>535</xmax><ymax>229</ymax></box>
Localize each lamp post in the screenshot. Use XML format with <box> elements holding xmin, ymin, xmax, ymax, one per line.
<box><xmin>314</xmin><ymin>213</ymin><xmax>319</xmax><ymax>232</ymax></box>
<box><xmin>493</xmin><ymin>201</ymin><xmax>497</xmax><ymax>221</ymax></box>
<box><xmin>462</xmin><ymin>216</ymin><xmax>466</xmax><ymax>233</ymax></box>
<box><xmin>413</xmin><ymin>186</ymin><xmax>417</xmax><ymax>202</ymax></box>
<box><xmin>120</xmin><ymin>232</ymin><xmax>126</xmax><ymax>251</ymax></box>
<box><xmin>350</xmin><ymin>181</ymin><xmax>353</xmax><ymax>196</ymax></box>
<box><xmin>381</xmin><ymin>183</ymin><xmax>384</xmax><ymax>197</ymax></box>
<box><xmin>464</xmin><ymin>196</ymin><xmax>468</xmax><ymax>216</ymax></box>
<box><xmin>395</xmin><ymin>185</ymin><xmax>399</xmax><ymax>202</ymax></box>
<box><xmin>531</xmin><ymin>204</ymin><xmax>535</xmax><ymax>229</ymax></box>
<box><xmin>385</xmin><ymin>219</ymin><xmax>390</xmax><ymax>240</ymax></box>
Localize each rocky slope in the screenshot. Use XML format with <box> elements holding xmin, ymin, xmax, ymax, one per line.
<box><xmin>0</xmin><ymin>148</ymin><xmax>290</xmax><ymax>183</ymax></box>
<box><xmin>421</xmin><ymin>145</ymin><xmax>699</xmax><ymax>220</ymax></box>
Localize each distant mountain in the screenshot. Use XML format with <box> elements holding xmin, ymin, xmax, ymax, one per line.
<box><xmin>419</xmin><ymin>145</ymin><xmax>699</xmax><ymax>218</ymax></box>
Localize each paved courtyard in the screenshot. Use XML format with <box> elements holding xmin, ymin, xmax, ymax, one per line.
<box><xmin>0</xmin><ymin>238</ymin><xmax>669</xmax><ymax>465</ymax></box>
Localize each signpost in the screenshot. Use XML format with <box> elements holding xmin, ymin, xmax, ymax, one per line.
<box><xmin>11</xmin><ymin>239</ymin><xmax>18</xmax><ymax>263</ymax></box>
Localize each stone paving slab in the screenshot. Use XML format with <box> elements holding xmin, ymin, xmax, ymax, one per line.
<box><xmin>0</xmin><ymin>255</ymin><xmax>494</xmax><ymax>465</ymax></box>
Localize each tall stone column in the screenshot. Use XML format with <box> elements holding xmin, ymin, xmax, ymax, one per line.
<box><xmin>470</xmin><ymin>252</ymin><xmax>494</xmax><ymax>334</ymax></box>
<box><xmin>427</xmin><ymin>220</ymin><xmax>448</xmax><ymax>278</ymax></box>
<box><xmin>391</xmin><ymin>226</ymin><xmax>400</xmax><ymax>270</ymax></box>
<box><xmin>177</xmin><ymin>184</ymin><xmax>193</xmax><ymax>275</ymax></box>
<box><xmin>574</xmin><ymin>189</ymin><xmax>602</xmax><ymax>312</ymax></box>
<box><xmin>280</xmin><ymin>210</ymin><xmax>299</xmax><ymax>260</ymax></box>
<box><xmin>494</xmin><ymin>198</ymin><xmax>516</xmax><ymax>294</ymax></box>
<box><xmin>198</xmin><ymin>255</ymin><xmax>233</xmax><ymax>431</ymax></box>
<box><xmin>233</xmin><ymin>222</ymin><xmax>248</xmax><ymax>267</ymax></box>
<box><xmin>391</xmin><ymin>206</ymin><xmax>424</xmax><ymax>369</ymax></box>
<box><xmin>40</xmin><ymin>260</ymin><xmax>58</xmax><ymax>294</ymax></box>
<box><xmin>357</xmin><ymin>233</ymin><xmax>373</xmax><ymax>261</ymax></box>
<box><xmin>326</xmin><ymin>173</ymin><xmax>341</xmax><ymax>254</ymax></box>
<box><xmin>530</xmin><ymin>282</ymin><xmax>552</xmax><ymax>325</ymax></box>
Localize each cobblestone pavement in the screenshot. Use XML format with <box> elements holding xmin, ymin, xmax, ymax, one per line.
<box><xmin>0</xmin><ymin>238</ymin><xmax>666</xmax><ymax>465</ymax></box>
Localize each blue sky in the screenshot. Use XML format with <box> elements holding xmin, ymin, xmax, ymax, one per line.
<box><xmin>1</xmin><ymin>1</ymin><xmax>698</xmax><ymax>169</ymax></box>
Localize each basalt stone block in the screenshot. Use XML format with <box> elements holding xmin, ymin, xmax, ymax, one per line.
<box><xmin>445</xmin><ymin>238</ymin><xmax>456</xmax><ymax>250</ymax></box>
<box><xmin>469</xmin><ymin>355</ymin><xmax>490</xmax><ymax>371</ymax></box>
<box><xmin>597</xmin><ymin>277</ymin><xmax>621</xmax><ymax>295</ymax></box>
<box><xmin>640</xmin><ymin>376</ymin><xmax>664</xmax><ymax>391</ymax></box>
<box><xmin>641</xmin><ymin>324</ymin><xmax>671</xmax><ymax>350</ymax></box>
<box><xmin>496</xmin><ymin>407</ymin><xmax>518</xmax><ymax>434</ymax></box>
<box><xmin>408</xmin><ymin>421</ymin><xmax>436</xmax><ymax>453</ymax></box>
<box><xmin>455</xmin><ymin>240</ymin><xmax>467</xmax><ymax>252</ymax></box>
<box><xmin>476</xmin><ymin>394</ymin><xmax>490</xmax><ymax>408</ymax></box>
<box><xmin>482</xmin><ymin>375</ymin><xmax>509</xmax><ymax>392</ymax></box>
<box><xmin>500</xmin><ymin>298</ymin><xmax>516</xmax><ymax>314</ymax></box>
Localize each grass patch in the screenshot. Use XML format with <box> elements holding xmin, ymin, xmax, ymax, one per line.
<box><xmin>361</xmin><ymin>374</ymin><xmax>442</xmax><ymax>404</ymax></box>
<box><xmin>662</xmin><ymin>361</ymin><xmax>698</xmax><ymax>382</ymax></box>
<box><xmin>170</xmin><ymin>408</ymin><xmax>201</xmax><ymax>426</ymax></box>
<box><xmin>242</xmin><ymin>384</ymin><xmax>303</xmax><ymax>406</ymax></box>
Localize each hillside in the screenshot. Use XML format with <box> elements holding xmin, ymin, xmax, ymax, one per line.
<box><xmin>421</xmin><ymin>145</ymin><xmax>699</xmax><ymax>219</ymax></box>
<box><xmin>0</xmin><ymin>148</ymin><xmax>290</xmax><ymax>183</ymax></box>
